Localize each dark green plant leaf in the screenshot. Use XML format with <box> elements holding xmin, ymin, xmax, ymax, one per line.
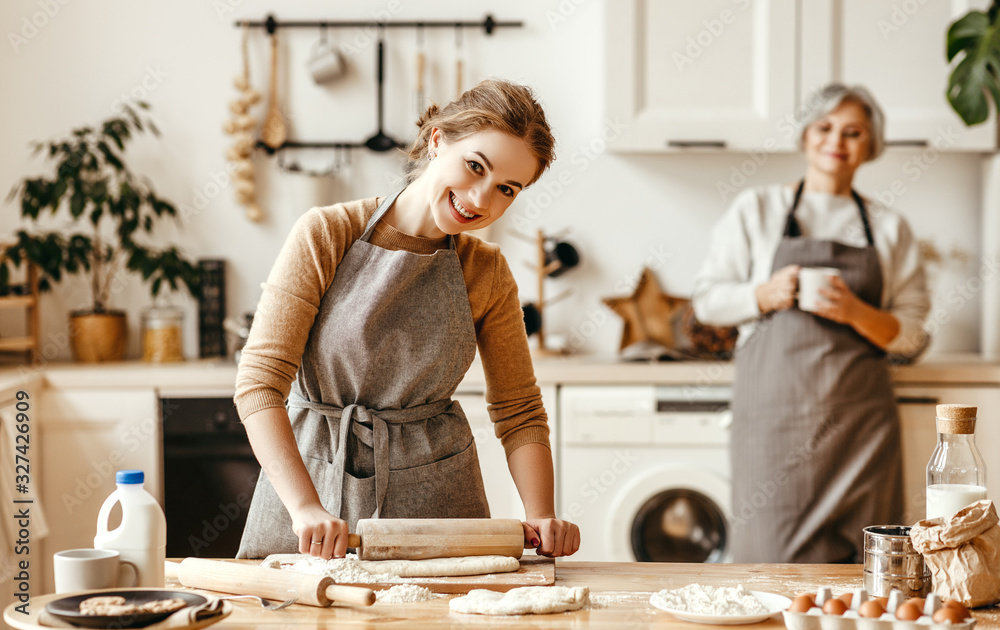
<box><xmin>97</xmin><ymin>141</ymin><xmax>124</xmax><ymax>171</ymax></box>
<box><xmin>946</xmin><ymin>6</ymin><xmax>1000</xmax><ymax>125</ymax></box>
<box><xmin>8</xmin><ymin>105</ymin><xmax>199</xmax><ymax>309</ymax></box>
<box><xmin>69</xmin><ymin>189</ymin><xmax>86</xmax><ymax>219</ymax></box>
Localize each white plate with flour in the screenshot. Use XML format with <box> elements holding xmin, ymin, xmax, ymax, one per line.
<box><xmin>649</xmin><ymin>586</ymin><xmax>791</xmax><ymax>625</ymax></box>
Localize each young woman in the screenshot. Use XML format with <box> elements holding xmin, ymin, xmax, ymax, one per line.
<box><xmin>692</xmin><ymin>84</ymin><xmax>931</xmax><ymax>563</ymax></box>
<box><xmin>234</xmin><ymin>79</ymin><xmax>580</xmax><ymax>560</ymax></box>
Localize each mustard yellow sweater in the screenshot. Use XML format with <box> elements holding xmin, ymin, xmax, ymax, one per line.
<box><xmin>234</xmin><ymin>197</ymin><xmax>550</xmax><ymax>456</ymax></box>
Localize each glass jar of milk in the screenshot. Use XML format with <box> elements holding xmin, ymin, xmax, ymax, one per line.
<box><xmin>926</xmin><ymin>404</ymin><xmax>988</xmax><ymax>520</ymax></box>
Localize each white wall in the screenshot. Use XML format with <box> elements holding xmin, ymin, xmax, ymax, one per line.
<box><xmin>0</xmin><ymin>0</ymin><xmax>987</xmax><ymax>362</ymax></box>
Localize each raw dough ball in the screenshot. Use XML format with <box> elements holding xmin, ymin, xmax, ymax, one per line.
<box><xmin>449</xmin><ymin>586</ymin><xmax>590</xmax><ymax>615</ymax></box>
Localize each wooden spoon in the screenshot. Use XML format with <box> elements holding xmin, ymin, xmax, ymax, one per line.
<box><xmin>261</xmin><ymin>30</ymin><xmax>287</xmax><ymax>150</ymax></box>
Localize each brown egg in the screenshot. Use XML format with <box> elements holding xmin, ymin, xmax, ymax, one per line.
<box><xmin>788</xmin><ymin>594</ymin><xmax>816</xmax><ymax>613</ymax></box>
<box><xmin>907</xmin><ymin>597</ymin><xmax>925</xmax><ymax>612</ymax></box>
<box><xmin>895</xmin><ymin>602</ymin><xmax>922</xmax><ymax>621</ymax></box>
<box><xmin>837</xmin><ymin>592</ymin><xmax>853</xmax><ymax>607</ymax></box>
<box><xmin>858</xmin><ymin>600</ymin><xmax>886</xmax><ymax>618</ymax></box>
<box><xmin>872</xmin><ymin>596</ymin><xmax>889</xmax><ymax>607</ymax></box>
<box><xmin>823</xmin><ymin>598</ymin><xmax>848</xmax><ymax>616</ymax></box>
<box><xmin>934</xmin><ymin>606</ymin><xmax>967</xmax><ymax>624</ymax></box>
<box><xmin>943</xmin><ymin>600</ymin><xmax>971</xmax><ymax>620</ymax></box>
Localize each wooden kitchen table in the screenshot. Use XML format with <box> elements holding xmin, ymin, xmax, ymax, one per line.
<box><xmin>157</xmin><ymin>561</ymin><xmax>1000</xmax><ymax>629</ymax></box>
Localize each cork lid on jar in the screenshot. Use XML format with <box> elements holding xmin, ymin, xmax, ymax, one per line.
<box><xmin>936</xmin><ymin>404</ymin><xmax>977</xmax><ymax>434</ymax></box>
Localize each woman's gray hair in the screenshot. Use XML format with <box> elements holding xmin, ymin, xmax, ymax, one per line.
<box><xmin>797</xmin><ymin>84</ymin><xmax>886</xmax><ymax>161</ymax></box>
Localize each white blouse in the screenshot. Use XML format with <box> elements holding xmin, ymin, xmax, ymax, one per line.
<box><xmin>692</xmin><ymin>185</ymin><xmax>931</xmax><ymax>358</ymax></box>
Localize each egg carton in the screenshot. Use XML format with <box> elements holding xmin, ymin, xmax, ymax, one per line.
<box><xmin>782</xmin><ymin>587</ymin><xmax>976</xmax><ymax>630</ymax></box>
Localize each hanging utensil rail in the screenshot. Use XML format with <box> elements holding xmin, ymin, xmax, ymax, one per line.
<box><xmin>235</xmin><ymin>14</ymin><xmax>522</xmax><ymax>35</ymax></box>
<box><xmin>237</xmin><ymin>13</ymin><xmax>524</xmax><ymax>155</ymax></box>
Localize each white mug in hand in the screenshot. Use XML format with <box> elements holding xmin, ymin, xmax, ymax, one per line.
<box><xmin>53</xmin><ymin>548</ymin><xmax>138</xmax><ymax>594</ymax></box>
<box><xmin>797</xmin><ymin>267</ymin><xmax>841</xmax><ymax>312</ymax></box>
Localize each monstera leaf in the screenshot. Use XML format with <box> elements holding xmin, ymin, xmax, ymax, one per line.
<box><xmin>946</xmin><ymin>1</ymin><xmax>1000</xmax><ymax>126</ymax></box>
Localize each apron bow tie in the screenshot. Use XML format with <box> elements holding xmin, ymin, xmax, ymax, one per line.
<box><xmin>288</xmin><ymin>394</ymin><xmax>454</xmax><ymax>518</ymax></box>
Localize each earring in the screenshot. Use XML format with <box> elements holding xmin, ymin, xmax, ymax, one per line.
<box><xmin>427</xmin><ymin>150</ymin><xmax>436</xmax><ymax>161</ymax></box>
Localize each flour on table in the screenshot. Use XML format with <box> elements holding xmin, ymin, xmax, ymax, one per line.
<box><xmin>651</xmin><ymin>584</ymin><xmax>768</xmax><ymax>616</ymax></box>
<box><xmin>261</xmin><ymin>553</ymin><xmax>519</xmax><ymax>582</ymax></box>
<box><xmin>589</xmin><ymin>592</ymin><xmax>650</xmax><ymax>608</ymax></box>
<box><xmin>449</xmin><ymin>586</ymin><xmax>590</xmax><ymax>615</ymax></box>
<box><xmin>375</xmin><ymin>584</ymin><xmax>436</xmax><ymax>603</ymax></box>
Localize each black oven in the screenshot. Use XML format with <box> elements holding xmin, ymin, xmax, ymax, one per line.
<box><xmin>160</xmin><ymin>397</ymin><xmax>260</xmax><ymax>558</ymax></box>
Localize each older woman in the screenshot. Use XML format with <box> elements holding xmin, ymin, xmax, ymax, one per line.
<box><xmin>692</xmin><ymin>84</ymin><xmax>930</xmax><ymax>563</ymax></box>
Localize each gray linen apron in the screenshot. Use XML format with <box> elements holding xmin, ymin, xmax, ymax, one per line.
<box><xmin>729</xmin><ymin>182</ymin><xmax>903</xmax><ymax>563</ymax></box>
<box><xmin>237</xmin><ymin>189</ymin><xmax>490</xmax><ymax>558</ymax></box>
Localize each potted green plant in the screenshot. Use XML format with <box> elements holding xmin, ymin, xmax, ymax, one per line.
<box><xmin>946</xmin><ymin>0</ymin><xmax>1000</xmax><ymax>126</ymax></box>
<box><xmin>0</xmin><ymin>104</ymin><xmax>200</xmax><ymax>362</ymax></box>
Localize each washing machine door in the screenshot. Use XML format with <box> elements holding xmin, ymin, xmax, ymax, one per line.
<box><xmin>608</xmin><ymin>467</ymin><xmax>730</xmax><ymax>563</ymax></box>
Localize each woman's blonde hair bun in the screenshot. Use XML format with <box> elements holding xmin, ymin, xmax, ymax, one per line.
<box><xmin>405</xmin><ymin>79</ymin><xmax>555</xmax><ymax>185</ymax></box>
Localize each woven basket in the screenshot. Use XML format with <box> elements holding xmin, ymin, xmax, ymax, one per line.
<box><xmin>70</xmin><ymin>311</ymin><xmax>127</xmax><ymax>362</ymax></box>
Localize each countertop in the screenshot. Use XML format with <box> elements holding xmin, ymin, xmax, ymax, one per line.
<box><xmin>154</xmin><ymin>561</ymin><xmax>1000</xmax><ymax>628</ymax></box>
<box><xmin>1</xmin><ymin>353</ymin><xmax>998</xmax><ymax>394</ymax></box>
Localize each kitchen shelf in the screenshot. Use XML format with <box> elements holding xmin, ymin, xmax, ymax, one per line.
<box><xmin>0</xmin><ymin>336</ymin><xmax>34</xmax><ymax>352</ymax></box>
<box><xmin>0</xmin><ymin>262</ymin><xmax>40</xmax><ymax>364</ymax></box>
<box><xmin>0</xmin><ymin>295</ymin><xmax>35</xmax><ymax>309</ymax></box>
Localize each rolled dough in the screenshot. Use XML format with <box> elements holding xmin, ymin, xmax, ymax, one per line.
<box><xmin>449</xmin><ymin>586</ymin><xmax>590</xmax><ymax>615</ymax></box>
<box><xmin>262</xmin><ymin>553</ymin><xmax>520</xmax><ymax>579</ymax></box>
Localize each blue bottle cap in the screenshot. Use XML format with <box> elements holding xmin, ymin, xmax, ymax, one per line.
<box><xmin>116</xmin><ymin>470</ymin><xmax>144</xmax><ymax>484</ymax></box>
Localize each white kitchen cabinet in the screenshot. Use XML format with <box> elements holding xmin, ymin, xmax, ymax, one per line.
<box><xmin>801</xmin><ymin>0</ymin><xmax>996</xmax><ymax>151</ymax></box>
<box><xmin>605</xmin><ymin>0</ymin><xmax>799</xmax><ymax>152</ymax></box>
<box><xmin>458</xmin><ymin>385</ymin><xmax>558</xmax><ymax>521</ymax></box>
<box><xmin>38</xmin><ymin>387</ymin><xmax>160</xmax><ymax>594</ymax></box>
<box><xmin>606</xmin><ymin>0</ymin><xmax>996</xmax><ymax>152</ymax></box>
<box><xmin>895</xmin><ymin>384</ymin><xmax>1000</xmax><ymax>526</ymax></box>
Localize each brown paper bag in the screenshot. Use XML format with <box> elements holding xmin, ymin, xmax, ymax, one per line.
<box><xmin>910</xmin><ymin>499</ymin><xmax>1000</xmax><ymax>608</ymax></box>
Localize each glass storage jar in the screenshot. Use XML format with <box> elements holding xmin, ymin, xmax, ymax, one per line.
<box><xmin>142</xmin><ymin>307</ymin><xmax>184</xmax><ymax>363</ymax></box>
<box><xmin>926</xmin><ymin>404</ymin><xmax>988</xmax><ymax>520</ymax></box>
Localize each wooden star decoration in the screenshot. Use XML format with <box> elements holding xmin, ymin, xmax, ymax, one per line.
<box><xmin>603</xmin><ymin>267</ymin><xmax>690</xmax><ymax>351</ymax></box>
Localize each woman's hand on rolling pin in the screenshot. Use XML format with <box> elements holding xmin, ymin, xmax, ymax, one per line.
<box><xmin>291</xmin><ymin>503</ymin><xmax>350</xmax><ymax>559</ymax></box>
<box><xmin>755</xmin><ymin>264</ymin><xmax>800</xmax><ymax>314</ymax></box>
<box><xmin>522</xmin><ymin>518</ymin><xmax>581</xmax><ymax>558</ymax></box>
<box><xmin>813</xmin><ymin>275</ymin><xmax>862</xmax><ymax>325</ymax></box>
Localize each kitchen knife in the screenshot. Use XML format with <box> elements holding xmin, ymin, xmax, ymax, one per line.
<box><xmin>173</xmin><ymin>558</ymin><xmax>375</xmax><ymax>607</ymax></box>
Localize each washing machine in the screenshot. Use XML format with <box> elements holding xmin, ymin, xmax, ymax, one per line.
<box><xmin>559</xmin><ymin>384</ymin><xmax>732</xmax><ymax>562</ymax></box>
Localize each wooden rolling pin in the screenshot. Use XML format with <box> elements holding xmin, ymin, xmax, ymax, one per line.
<box><xmin>173</xmin><ymin>558</ymin><xmax>375</xmax><ymax>607</ymax></box>
<box><xmin>349</xmin><ymin>518</ymin><xmax>525</xmax><ymax>560</ymax></box>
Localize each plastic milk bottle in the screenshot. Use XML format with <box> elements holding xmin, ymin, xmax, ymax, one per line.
<box><xmin>94</xmin><ymin>470</ymin><xmax>167</xmax><ymax>587</ymax></box>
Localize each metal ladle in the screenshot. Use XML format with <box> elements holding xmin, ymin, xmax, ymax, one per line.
<box><xmin>364</xmin><ymin>30</ymin><xmax>403</xmax><ymax>152</ymax></box>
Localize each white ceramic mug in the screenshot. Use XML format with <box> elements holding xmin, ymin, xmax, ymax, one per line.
<box><xmin>53</xmin><ymin>548</ymin><xmax>138</xmax><ymax>594</ymax></box>
<box><xmin>797</xmin><ymin>267</ymin><xmax>841</xmax><ymax>312</ymax></box>
<box><xmin>307</xmin><ymin>39</ymin><xmax>346</xmax><ymax>84</ymax></box>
